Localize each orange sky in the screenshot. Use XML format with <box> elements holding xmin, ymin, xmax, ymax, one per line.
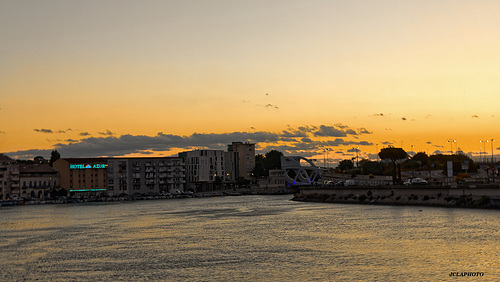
<box><xmin>1</xmin><ymin>0</ymin><xmax>499</xmax><ymax>164</ymax></box>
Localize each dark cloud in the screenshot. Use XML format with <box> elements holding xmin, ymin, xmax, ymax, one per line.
<box><xmin>313</xmin><ymin>125</ymin><xmax>357</xmax><ymax>137</ymax></box>
<box><xmin>0</xmin><ymin>131</ymin><xmax>6</xmax><ymax>134</ymax></box>
<box><xmin>8</xmin><ymin>124</ymin><xmax>375</xmax><ymax>159</ymax></box>
<box><xmin>401</xmin><ymin>117</ymin><xmax>407</xmax><ymax>121</ymax></box>
<box><xmin>472</xmin><ymin>115</ymin><xmax>479</xmax><ymax>118</ymax></box>
<box><xmin>34</xmin><ymin>129</ymin><xmax>53</xmax><ymax>133</ymax></box>
<box><xmin>357</xmin><ymin>128</ymin><xmax>372</xmax><ymax>135</ymax></box>
<box><xmin>98</xmin><ymin>130</ymin><xmax>114</xmax><ymax>136</ymax></box>
<box><xmin>371</xmin><ymin>113</ymin><xmax>384</xmax><ymax>117</ymax></box>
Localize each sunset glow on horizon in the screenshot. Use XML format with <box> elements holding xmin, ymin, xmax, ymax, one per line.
<box><xmin>1</xmin><ymin>0</ymin><xmax>499</xmax><ymax>165</ymax></box>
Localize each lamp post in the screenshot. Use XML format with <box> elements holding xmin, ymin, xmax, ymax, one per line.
<box><xmin>489</xmin><ymin>139</ymin><xmax>495</xmax><ymax>182</ymax></box>
<box><xmin>447</xmin><ymin>139</ymin><xmax>456</xmax><ymax>154</ymax></box>
<box><xmin>480</xmin><ymin>140</ymin><xmax>487</xmax><ymax>163</ymax></box>
<box><xmin>323</xmin><ymin>148</ymin><xmax>329</xmax><ymax>169</ymax></box>
<box><xmin>356</xmin><ymin>147</ymin><xmax>359</xmax><ymax>168</ymax></box>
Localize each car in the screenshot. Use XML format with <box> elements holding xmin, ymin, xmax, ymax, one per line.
<box><xmin>403</xmin><ymin>178</ymin><xmax>428</xmax><ymax>185</ymax></box>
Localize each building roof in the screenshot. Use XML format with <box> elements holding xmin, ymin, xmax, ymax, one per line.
<box><xmin>0</xmin><ymin>154</ymin><xmax>14</xmax><ymax>163</ymax></box>
<box><xmin>19</xmin><ymin>164</ymin><xmax>58</xmax><ymax>174</ymax></box>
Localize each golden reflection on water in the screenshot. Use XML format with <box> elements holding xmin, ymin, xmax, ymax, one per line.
<box><xmin>0</xmin><ymin>196</ymin><xmax>499</xmax><ymax>281</ymax></box>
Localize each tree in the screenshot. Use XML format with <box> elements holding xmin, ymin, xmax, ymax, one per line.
<box><xmin>360</xmin><ymin>159</ymin><xmax>385</xmax><ymax>175</ymax></box>
<box><xmin>337</xmin><ymin>159</ymin><xmax>354</xmax><ymax>172</ymax></box>
<box><xmin>411</xmin><ymin>152</ymin><xmax>429</xmax><ymax>166</ymax></box>
<box><xmin>49</xmin><ymin>150</ymin><xmax>61</xmax><ymax>167</ymax></box>
<box><xmin>253</xmin><ymin>154</ymin><xmax>266</xmax><ymax>178</ymax></box>
<box><xmin>265</xmin><ymin>150</ymin><xmax>283</xmax><ymax>170</ymax></box>
<box><xmin>379</xmin><ymin>146</ymin><xmax>407</xmax><ymax>184</ymax></box>
<box><xmin>253</xmin><ymin>150</ymin><xmax>284</xmax><ymax>178</ymax></box>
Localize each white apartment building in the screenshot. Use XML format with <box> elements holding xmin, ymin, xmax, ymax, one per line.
<box><xmin>179</xmin><ymin>150</ymin><xmax>227</xmax><ymax>192</ymax></box>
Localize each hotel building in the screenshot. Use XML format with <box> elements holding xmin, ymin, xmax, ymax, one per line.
<box><xmin>54</xmin><ymin>157</ymin><xmax>186</xmax><ymax>197</ymax></box>
<box><xmin>53</xmin><ymin>158</ymin><xmax>109</xmax><ymax>196</ymax></box>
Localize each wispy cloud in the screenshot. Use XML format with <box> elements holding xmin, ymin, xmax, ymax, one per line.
<box><xmin>98</xmin><ymin>130</ymin><xmax>114</xmax><ymax>136</ymax></box>
<box><xmin>34</xmin><ymin>128</ymin><xmax>53</xmax><ymax>133</ymax></box>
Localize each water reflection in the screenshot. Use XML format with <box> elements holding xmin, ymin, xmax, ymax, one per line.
<box><xmin>0</xmin><ymin>195</ymin><xmax>499</xmax><ymax>281</ymax></box>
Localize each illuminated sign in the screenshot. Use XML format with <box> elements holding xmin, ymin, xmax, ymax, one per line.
<box><xmin>70</xmin><ymin>188</ymin><xmax>107</xmax><ymax>192</ymax></box>
<box><xmin>70</xmin><ymin>164</ymin><xmax>108</xmax><ymax>170</ymax></box>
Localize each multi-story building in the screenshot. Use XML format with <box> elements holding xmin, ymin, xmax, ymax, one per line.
<box><xmin>53</xmin><ymin>158</ymin><xmax>109</xmax><ymax>197</ymax></box>
<box><xmin>227</xmin><ymin>142</ymin><xmax>255</xmax><ymax>180</ymax></box>
<box><xmin>0</xmin><ymin>154</ymin><xmax>15</xmax><ymax>199</ymax></box>
<box><xmin>106</xmin><ymin>157</ymin><xmax>186</xmax><ymax>196</ymax></box>
<box><xmin>54</xmin><ymin>157</ymin><xmax>186</xmax><ymax>197</ymax></box>
<box><xmin>179</xmin><ymin>150</ymin><xmax>226</xmax><ymax>192</ymax></box>
<box><xmin>19</xmin><ymin>164</ymin><xmax>59</xmax><ymax>199</ymax></box>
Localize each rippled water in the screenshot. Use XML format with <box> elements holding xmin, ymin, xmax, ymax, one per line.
<box><xmin>1</xmin><ymin>195</ymin><xmax>499</xmax><ymax>281</ymax></box>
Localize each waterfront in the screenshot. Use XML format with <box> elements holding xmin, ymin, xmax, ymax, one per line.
<box><xmin>1</xmin><ymin>195</ymin><xmax>499</xmax><ymax>281</ymax></box>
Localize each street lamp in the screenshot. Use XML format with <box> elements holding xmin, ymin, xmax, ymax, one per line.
<box><xmin>447</xmin><ymin>139</ymin><xmax>456</xmax><ymax>154</ymax></box>
<box><xmin>480</xmin><ymin>140</ymin><xmax>487</xmax><ymax>163</ymax></box>
<box><xmin>486</xmin><ymin>139</ymin><xmax>496</xmax><ymax>182</ymax></box>
<box><xmin>356</xmin><ymin>147</ymin><xmax>360</xmax><ymax>168</ymax></box>
<box><xmin>323</xmin><ymin>148</ymin><xmax>329</xmax><ymax>168</ymax></box>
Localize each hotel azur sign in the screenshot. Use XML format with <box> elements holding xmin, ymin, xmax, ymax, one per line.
<box><xmin>70</xmin><ymin>164</ymin><xmax>108</xmax><ymax>170</ymax></box>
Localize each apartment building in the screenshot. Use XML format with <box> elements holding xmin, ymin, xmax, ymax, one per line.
<box><xmin>179</xmin><ymin>149</ymin><xmax>227</xmax><ymax>192</ymax></box>
<box><xmin>0</xmin><ymin>154</ymin><xmax>16</xmax><ymax>199</ymax></box>
<box><xmin>106</xmin><ymin>157</ymin><xmax>186</xmax><ymax>196</ymax></box>
<box><xmin>227</xmin><ymin>142</ymin><xmax>255</xmax><ymax>180</ymax></box>
<box><xmin>19</xmin><ymin>164</ymin><xmax>59</xmax><ymax>199</ymax></box>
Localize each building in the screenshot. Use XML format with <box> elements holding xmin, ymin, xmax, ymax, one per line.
<box><xmin>227</xmin><ymin>142</ymin><xmax>255</xmax><ymax>180</ymax></box>
<box><xmin>19</xmin><ymin>164</ymin><xmax>59</xmax><ymax>199</ymax></box>
<box><xmin>106</xmin><ymin>157</ymin><xmax>186</xmax><ymax>196</ymax></box>
<box><xmin>179</xmin><ymin>150</ymin><xmax>226</xmax><ymax>192</ymax></box>
<box><xmin>54</xmin><ymin>157</ymin><xmax>187</xmax><ymax>197</ymax></box>
<box><xmin>53</xmin><ymin>158</ymin><xmax>109</xmax><ymax>197</ymax></box>
<box><xmin>0</xmin><ymin>154</ymin><xmax>16</xmax><ymax>200</ymax></box>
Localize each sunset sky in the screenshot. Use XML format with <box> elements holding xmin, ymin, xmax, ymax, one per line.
<box><xmin>1</xmin><ymin>0</ymin><xmax>499</xmax><ymax>165</ymax></box>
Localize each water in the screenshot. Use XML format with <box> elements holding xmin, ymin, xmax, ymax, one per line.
<box><xmin>1</xmin><ymin>195</ymin><xmax>499</xmax><ymax>281</ymax></box>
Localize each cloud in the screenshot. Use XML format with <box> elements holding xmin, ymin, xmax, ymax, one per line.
<box><xmin>0</xmin><ymin>131</ymin><xmax>5</xmax><ymax>134</ymax></box>
<box><xmin>98</xmin><ymin>130</ymin><xmax>114</xmax><ymax>136</ymax></box>
<box><xmin>265</xmin><ymin>104</ymin><xmax>279</xmax><ymax>109</ymax></box>
<box><xmin>401</xmin><ymin>117</ymin><xmax>407</xmax><ymax>121</ymax></box>
<box><xmin>313</xmin><ymin>125</ymin><xmax>357</xmax><ymax>137</ymax></box>
<box><xmin>7</xmin><ymin>124</ymin><xmax>375</xmax><ymax>159</ymax></box>
<box><xmin>357</xmin><ymin>128</ymin><xmax>372</xmax><ymax>135</ymax></box>
<box><xmin>34</xmin><ymin>129</ymin><xmax>53</xmax><ymax>133</ymax></box>
<box><xmin>472</xmin><ymin>115</ymin><xmax>479</xmax><ymax>118</ymax></box>
<box><xmin>371</xmin><ymin>113</ymin><xmax>384</xmax><ymax>117</ymax></box>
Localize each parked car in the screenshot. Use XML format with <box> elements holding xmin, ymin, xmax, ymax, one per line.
<box><xmin>403</xmin><ymin>178</ymin><xmax>428</xmax><ymax>185</ymax></box>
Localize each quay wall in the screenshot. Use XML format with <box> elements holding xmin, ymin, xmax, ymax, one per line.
<box><xmin>293</xmin><ymin>184</ymin><xmax>500</xmax><ymax>208</ymax></box>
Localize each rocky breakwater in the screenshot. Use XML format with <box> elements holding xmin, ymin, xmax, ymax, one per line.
<box><xmin>292</xmin><ymin>185</ymin><xmax>500</xmax><ymax>209</ymax></box>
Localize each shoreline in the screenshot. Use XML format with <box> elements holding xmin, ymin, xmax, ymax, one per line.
<box><xmin>292</xmin><ymin>185</ymin><xmax>500</xmax><ymax>209</ymax></box>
